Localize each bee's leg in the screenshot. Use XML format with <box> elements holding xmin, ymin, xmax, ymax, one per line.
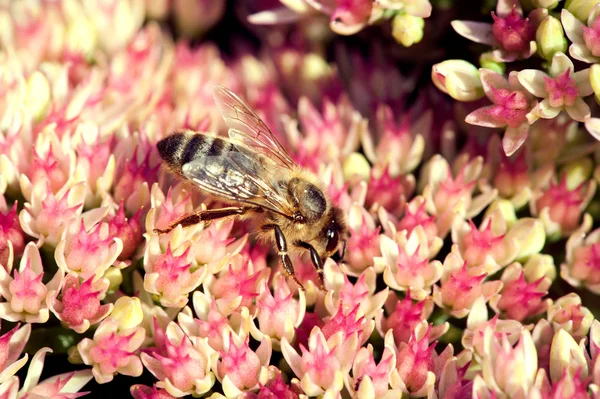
<box><xmin>264</xmin><ymin>224</ymin><xmax>305</xmax><ymax>291</ymax></box>
<box><xmin>154</xmin><ymin>206</ymin><xmax>259</xmax><ymax>234</ymax></box>
<box><xmin>298</xmin><ymin>242</ymin><xmax>326</xmax><ymax>290</ymax></box>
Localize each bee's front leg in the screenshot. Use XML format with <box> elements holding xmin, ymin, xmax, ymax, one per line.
<box><xmin>264</xmin><ymin>224</ymin><xmax>305</xmax><ymax>291</ymax></box>
<box><xmin>154</xmin><ymin>206</ymin><xmax>258</xmax><ymax>234</ymax></box>
<box><xmin>297</xmin><ymin>242</ymin><xmax>325</xmax><ymax>290</ymax></box>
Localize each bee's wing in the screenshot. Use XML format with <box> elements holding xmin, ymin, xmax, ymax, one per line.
<box><xmin>181</xmin><ymin>148</ymin><xmax>295</xmax><ymax>217</ymax></box>
<box><xmin>213</xmin><ymin>86</ymin><xmax>296</xmax><ymax>170</ymax></box>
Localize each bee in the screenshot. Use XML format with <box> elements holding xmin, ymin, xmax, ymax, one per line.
<box><xmin>154</xmin><ymin>86</ymin><xmax>347</xmax><ymax>290</ymax></box>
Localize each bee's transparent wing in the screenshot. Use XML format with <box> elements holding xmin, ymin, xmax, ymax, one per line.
<box><xmin>181</xmin><ymin>150</ymin><xmax>294</xmax><ymax>217</ymax></box>
<box><xmin>212</xmin><ymin>86</ymin><xmax>296</xmax><ymax>170</ymax></box>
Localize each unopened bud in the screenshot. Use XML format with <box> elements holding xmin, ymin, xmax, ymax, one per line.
<box><xmin>591</xmin><ymin>64</ymin><xmax>600</xmax><ymax>104</ymax></box>
<box><xmin>536</xmin><ymin>16</ymin><xmax>567</xmax><ymax>61</ymax></box>
<box><xmin>565</xmin><ymin>0</ymin><xmax>600</xmax><ymax>21</ymax></box>
<box><xmin>560</xmin><ymin>157</ymin><xmax>594</xmax><ymax>190</ymax></box>
<box><xmin>24</xmin><ymin>71</ymin><xmax>50</xmax><ymax>122</ymax></box>
<box><xmin>109</xmin><ymin>297</ymin><xmax>143</xmax><ymax>331</ymax></box>
<box><xmin>431</xmin><ymin>60</ymin><xmax>484</xmax><ymax>102</ymax></box>
<box><xmin>343</xmin><ymin>152</ymin><xmax>371</xmax><ymax>181</ymax></box>
<box><xmin>480</xmin><ymin>52</ymin><xmax>505</xmax><ymax>75</ymax></box>
<box><xmin>392</xmin><ymin>14</ymin><xmax>425</xmax><ymax>47</ymax></box>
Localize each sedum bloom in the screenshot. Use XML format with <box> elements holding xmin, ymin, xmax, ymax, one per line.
<box><xmin>345</xmin><ymin>341</ymin><xmax>399</xmax><ymax>399</ymax></box>
<box><xmin>561</xmin><ymin>5</ymin><xmax>600</xmax><ymax>63</ymax></box>
<box><xmin>518</xmin><ymin>52</ymin><xmax>594</xmax><ymax>122</ymax></box>
<box><xmin>547</xmin><ymin>293</ymin><xmax>594</xmax><ymax>342</ymax></box>
<box><xmin>0</xmin><ymin>347</ymin><xmax>93</xmax><ymax>399</ymax></box>
<box><xmin>77</xmin><ymin>317</ymin><xmax>145</xmax><ymax>384</ymax></box>
<box><xmin>451</xmin><ymin>0</ymin><xmax>542</xmax><ymax>62</ymax></box>
<box><xmin>464</xmin><ymin>69</ymin><xmax>537</xmax><ymax>156</ymax></box>
<box><xmin>211</xmin><ymin>333</ymin><xmax>272</xmax><ymax>398</ymax></box>
<box><xmin>0</xmin><ymin>242</ymin><xmax>62</xmax><ymax>323</ymax></box>
<box><xmin>0</xmin><ymin>201</ymin><xmax>25</xmax><ymax>268</ymax></box>
<box><xmin>47</xmin><ymin>273</ymin><xmax>112</xmax><ymax>333</ymax></box>
<box><xmin>562</xmin><ymin>227</ymin><xmax>600</xmax><ymax>293</ymax></box>
<box><xmin>281</xmin><ymin>328</ymin><xmax>345</xmax><ymax>398</ymax></box>
<box><xmin>377</xmin><ymin>233</ymin><xmax>443</xmax><ymax>301</ymax></box>
<box><xmin>0</xmin><ymin>322</ymin><xmax>31</xmax><ymax>384</ymax></box>
<box><xmin>141</xmin><ymin>321</ymin><xmax>215</xmax><ymax>397</ymax></box>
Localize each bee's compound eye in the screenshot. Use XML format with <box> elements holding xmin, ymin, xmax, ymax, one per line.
<box><xmin>326</xmin><ymin>227</ymin><xmax>339</xmax><ymax>253</ymax></box>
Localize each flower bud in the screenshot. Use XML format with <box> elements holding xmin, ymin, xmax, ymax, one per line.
<box><xmin>110</xmin><ymin>297</ymin><xmax>143</xmax><ymax>330</ymax></box>
<box><xmin>24</xmin><ymin>71</ymin><xmax>50</xmax><ymax>122</ymax></box>
<box><xmin>536</xmin><ymin>16</ymin><xmax>568</xmax><ymax>61</ymax></box>
<box><xmin>431</xmin><ymin>60</ymin><xmax>484</xmax><ymax>102</ymax></box>
<box><xmin>506</xmin><ymin>218</ymin><xmax>546</xmax><ymax>261</ymax></box>
<box><xmin>343</xmin><ymin>152</ymin><xmax>371</xmax><ymax>181</ymax></box>
<box><xmin>479</xmin><ymin>52</ymin><xmax>505</xmax><ymax>75</ymax></box>
<box><xmin>103</xmin><ymin>267</ymin><xmax>123</xmax><ymax>293</ymax></box>
<box><xmin>173</xmin><ymin>0</ymin><xmax>225</xmax><ymax>37</ymax></box>
<box><xmin>559</xmin><ymin>157</ymin><xmax>594</xmax><ymax>190</ymax></box>
<box><xmin>523</xmin><ymin>253</ymin><xmax>556</xmax><ymax>287</ymax></box>
<box><xmin>392</xmin><ymin>14</ymin><xmax>425</xmax><ymax>47</ymax></box>
<box><xmin>591</xmin><ymin>64</ymin><xmax>600</xmax><ymax>104</ymax></box>
<box><xmin>484</xmin><ymin>199</ymin><xmax>517</xmax><ymax>228</ymax></box>
<box><xmin>565</xmin><ymin>0</ymin><xmax>600</xmax><ymax>21</ymax></box>
<box><xmin>65</xmin><ymin>16</ymin><xmax>97</xmax><ymax>60</ymax></box>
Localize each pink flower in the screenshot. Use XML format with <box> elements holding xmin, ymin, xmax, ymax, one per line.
<box><xmin>0</xmin><ymin>242</ymin><xmax>62</xmax><ymax>323</ymax></box>
<box><xmin>462</xmin><ymin>297</ymin><xmax>524</xmax><ymax>362</ymax></box>
<box><xmin>478</xmin><ymin>328</ymin><xmax>538</xmax><ymax>397</ymax></box>
<box><xmin>532</xmin><ymin>176</ymin><xmax>596</xmax><ymax>238</ymax></box>
<box><xmin>452</xmin><ymin>0</ymin><xmax>542</xmax><ymax>62</ymax></box>
<box><xmin>23</xmin><ymin>132</ymin><xmax>74</xmax><ymax>196</ymax></box>
<box><xmin>343</xmin><ymin>204</ymin><xmax>382</xmax><ymax>274</ymax></box>
<box><xmin>0</xmin><ymin>322</ymin><xmax>31</xmax><ymax>384</ymax></box>
<box><xmin>323</xmin><ymin>265</ymin><xmax>388</xmax><ymax>321</ymax></box>
<box><xmin>452</xmin><ymin>217</ymin><xmax>519</xmax><ymax>274</ymax></box>
<box><xmin>78</xmin><ymin>319</ymin><xmax>145</xmax><ymax>384</ymax></box>
<box><xmin>518</xmin><ymin>52</ymin><xmax>593</xmax><ymax>123</ymax></box>
<box><xmin>212</xmin><ymin>333</ymin><xmax>272</xmax><ymax>397</ymax></box>
<box><xmin>177</xmin><ymin>293</ymin><xmax>235</xmax><ymax>352</ymax></box>
<box><xmin>465</xmin><ymin>69</ymin><xmax>536</xmax><ymax>156</ymax></box>
<box><xmin>243</xmin><ymin>371</ymin><xmax>301</xmax><ymax>399</ymax></box>
<box><xmin>389</xmin><ymin>324</ymin><xmax>438</xmax><ymax>396</ymax></box>
<box><xmin>490</xmin><ymin>264</ymin><xmax>549</xmax><ymax>322</ymax></box>
<box><xmin>346</xmin><ymin>343</ymin><xmax>398</xmax><ymax>399</ymax></box>
<box><xmin>562</xmin><ymin>227</ymin><xmax>600</xmax><ymax>293</ymax></box>
<box><xmin>206</xmin><ymin>255</ymin><xmax>269</xmax><ymax>315</ymax></box>
<box><xmin>141</xmin><ymin>322</ymin><xmax>215</xmax><ymax>397</ymax></box>
<box><xmin>143</xmin><ymin>241</ymin><xmax>206</xmax><ymax>308</ymax></box>
<box><xmin>3</xmin><ymin>348</ymin><xmax>93</xmax><ymax>399</ymax></box>
<box><xmin>19</xmin><ymin>181</ymin><xmax>87</xmax><ymax>247</ymax></box>
<box><xmin>376</xmin><ymin>290</ymin><xmax>447</xmax><ymax>345</ymax></box>
<box><xmin>364</xmin><ymin>166</ymin><xmax>414</xmax><ymax>215</ymax></box>
<box><xmin>281</xmin><ymin>329</ymin><xmax>345</xmax><ymax>397</ymax></box>
<box><xmin>105</xmin><ymin>201</ymin><xmax>143</xmax><ymax>261</ymax></box>
<box><xmin>47</xmin><ymin>274</ymin><xmax>113</xmax><ymax>333</ymax></box>
<box><xmin>433</xmin><ymin>254</ymin><xmax>503</xmax><ymax>318</ymax></box>
<box><xmin>0</xmin><ymin>202</ymin><xmax>25</xmax><ymax>268</ymax></box>
<box><xmin>393</xmin><ymin>196</ymin><xmax>440</xmax><ymax>248</ymax></box>
<box><xmin>148</xmin><ymin>187</ymin><xmax>195</xmax><ymax>236</ymax></box>
<box><xmin>131</xmin><ymin>384</ymin><xmax>176</xmax><ymax>399</ymax></box>
<box><xmin>421</xmin><ymin>155</ymin><xmax>496</xmax><ymax>237</ymax></box>
<box><xmin>361</xmin><ymin>105</ymin><xmax>425</xmax><ymax>177</ymax></box>
<box><xmin>249</xmin><ymin>276</ymin><xmax>306</xmax><ymax>347</ymax></box>
<box><xmin>378</xmin><ymin>233</ymin><xmax>443</xmax><ymax>300</ymax></box>
<box><xmin>113</xmin><ymin>146</ymin><xmax>159</xmax><ymax>214</ymax></box>
<box><xmin>321</xmin><ymin>303</ymin><xmax>372</xmax><ymax>351</ymax></box>
<box><xmin>562</xmin><ymin>6</ymin><xmax>600</xmax><ymax>63</ymax></box>
<box><xmin>55</xmin><ymin>219</ymin><xmax>123</xmax><ymax>280</ymax></box>
<box><xmin>547</xmin><ymin>293</ymin><xmax>594</xmax><ymax>342</ymax></box>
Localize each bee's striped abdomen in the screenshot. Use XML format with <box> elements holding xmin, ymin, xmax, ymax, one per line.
<box><xmin>157</xmin><ymin>131</ymin><xmax>237</xmax><ymax>169</ymax></box>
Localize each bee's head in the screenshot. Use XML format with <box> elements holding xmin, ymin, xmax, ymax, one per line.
<box><xmin>325</xmin><ymin>207</ymin><xmax>347</xmax><ymax>262</ymax></box>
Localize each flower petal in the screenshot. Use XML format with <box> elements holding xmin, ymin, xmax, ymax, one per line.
<box><xmin>465</xmin><ymin>106</ymin><xmax>505</xmax><ymax>128</ymax></box>
<box><xmin>586</xmin><ymin>118</ymin><xmax>600</xmax><ymax>141</ymax></box>
<box><xmin>561</xmin><ymin>9</ymin><xmax>585</xmax><ymax>45</ymax></box>
<box><xmin>503</xmin><ymin>124</ymin><xmax>529</xmax><ymax>156</ymax></box>
<box><xmin>451</xmin><ymin>21</ymin><xmax>496</xmax><ymax>45</ymax></box>
<box><xmin>565</xmin><ymin>97</ymin><xmax>591</xmax><ymax>122</ymax></box>
<box><xmin>480</xmin><ymin>68</ymin><xmax>511</xmax><ymax>98</ymax></box>
<box><xmin>517</xmin><ymin>70</ymin><xmax>549</xmax><ymax>97</ymax></box>
<box><xmin>247</xmin><ymin>7</ymin><xmax>302</xmax><ymax>24</ymax></box>
<box><xmin>549</xmin><ymin>52</ymin><xmax>574</xmax><ymax>77</ymax></box>
<box><xmin>574</xmin><ymin>68</ymin><xmax>593</xmax><ymax>96</ymax></box>
<box><xmin>537</xmin><ymin>98</ymin><xmax>561</xmax><ymax>119</ymax></box>
<box><xmin>569</xmin><ymin>44</ymin><xmax>599</xmax><ymax>64</ymax></box>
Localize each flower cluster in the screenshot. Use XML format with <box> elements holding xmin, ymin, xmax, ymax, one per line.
<box><xmin>0</xmin><ymin>0</ymin><xmax>600</xmax><ymax>398</ymax></box>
